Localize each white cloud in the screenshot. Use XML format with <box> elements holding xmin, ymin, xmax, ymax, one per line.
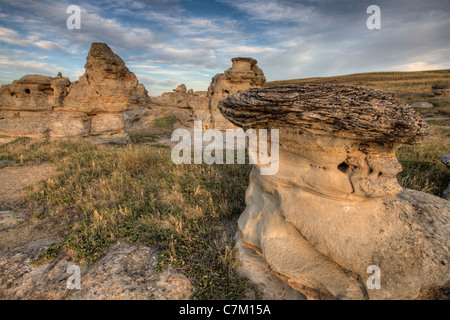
<box><xmin>0</xmin><ymin>26</ymin><xmax>33</xmax><ymax>46</ymax></box>
<box><xmin>218</xmin><ymin>0</ymin><xmax>315</xmax><ymax>23</ymax></box>
<box><xmin>136</xmin><ymin>74</ymin><xmax>179</xmax><ymax>87</ymax></box>
<box><xmin>217</xmin><ymin>45</ymin><xmax>280</xmax><ymax>56</ymax></box>
<box><xmin>0</xmin><ymin>55</ymin><xmax>65</xmax><ymax>76</ymax></box>
<box><xmin>0</xmin><ymin>0</ymin><xmax>449</xmax><ymax>94</ymax></box>
<box><xmin>35</xmin><ymin>40</ymin><xmax>63</xmax><ymax>51</ymax></box>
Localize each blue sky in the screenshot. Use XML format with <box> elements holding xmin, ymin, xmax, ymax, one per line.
<box><xmin>0</xmin><ymin>0</ymin><xmax>449</xmax><ymax>96</ymax></box>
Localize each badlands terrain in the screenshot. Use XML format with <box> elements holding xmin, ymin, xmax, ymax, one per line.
<box><xmin>0</xmin><ymin>43</ymin><xmax>449</xmax><ymax>300</ymax></box>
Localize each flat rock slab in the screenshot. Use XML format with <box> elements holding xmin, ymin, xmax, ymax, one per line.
<box><xmin>0</xmin><ymin>241</ymin><xmax>192</xmax><ymax>300</ymax></box>
<box><xmin>441</xmin><ymin>153</ymin><xmax>450</xmax><ymax>168</ymax></box>
<box><xmin>0</xmin><ymin>211</ymin><xmax>25</xmax><ymax>229</ymax></box>
<box><xmin>219</xmin><ymin>84</ymin><xmax>429</xmax><ymax>144</ymax></box>
<box><xmin>410</xmin><ymin>101</ymin><xmax>434</xmax><ymax>109</ymax></box>
<box><xmin>0</xmin><ymin>160</ymin><xmax>15</xmax><ymax>168</ymax></box>
<box><xmin>442</xmin><ymin>184</ymin><xmax>450</xmax><ymax>200</ymax></box>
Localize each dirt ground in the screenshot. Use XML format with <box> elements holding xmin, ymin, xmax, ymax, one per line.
<box><xmin>0</xmin><ymin>161</ymin><xmax>192</xmax><ymax>300</ymax></box>
<box><xmin>0</xmin><ymin>163</ymin><xmax>55</xmax><ymax>203</ymax></box>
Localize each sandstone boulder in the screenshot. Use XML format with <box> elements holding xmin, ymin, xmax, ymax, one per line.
<box><xmin>0</xmin><ymin>240</ymin><xmax>192</xmax><ymax>300</ymax></box>
<box><xmin>432</xmin><ymin>84</ymin><xmax>450</xmax><ymax>95</ymax></box>
<box><xmin>62</xmin><ymin>43</ymin><xmax>149</xmax><ymax>113</ymax></box>
<box><xmin>147</xmin><ymin>57</ymin><xmax>265</xmax><ymax>130</ymax></box>
<box><xmin>208</xmin><ymin>57</ymin><xmax>265</xmax><ymax>129</ymax></box>
<box><xmin>0</xmin><ymin>74</ymin><xmax>70</xmax><ymax>111</ymax></box>
<box><xmin>0</xmin><ymin>43</ymin><xmax>146</xmax><ymax>144</ymax></box>
<box><xmin>151</xmin><ymin>85</ymin><xmax>209</xmax><ymax>128</ymax></box>
<box><xmin>219</xmin><ymin>85</ymin><xmax>449</xmax><ymax>300</ymax></box>
<box><xmin>0</xmin><ymin>110</ymin><xmax>90</xmax><ymax>139</ymax></box>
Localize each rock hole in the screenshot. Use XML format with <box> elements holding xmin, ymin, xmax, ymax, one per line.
<box><xmin>337</xmin><ymin>162</ymin><xmax>349</xmax><ymax>173</ymax></box>
<box><xmin>24</xmin><ymin>89</ymin><xmax>30</xmax><ymax>94</ymax></box>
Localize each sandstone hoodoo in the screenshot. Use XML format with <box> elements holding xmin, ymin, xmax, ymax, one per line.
<box><xmin>208</xmin><ymin>57</ymin><xmax>266</xmax><ymax>129</ymax></box>
<box><xmin>63</xmin><ymin>43</ymin><xmax>149</xmax><ymax>112</ymax></box>
<box><xmin>0</xmin><ymin>43</ymin><xmax>149</xmax><ymax>144</ymax></box>
<box><xmin>150</xmin><ymin>84</ymin><xmax>209</xmax><ymax>128</ymax></box>
<box><xmin>148</xmin><ymin>57</ymin><xmax>266</xmax><ymax>130</ymax></box>
<box><xmin>219</xmin><ymin>84</ymin><xmax>450</xmax><ymax>300</ymax></box>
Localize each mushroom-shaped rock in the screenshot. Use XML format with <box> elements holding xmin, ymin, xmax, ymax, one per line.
<box><xmin>219</xmin><ymin>85</ymin><xmax>450</xmax><ymax>300</ymax></box>
<box><xmin>208</xmin><ymin>57</ymin><xmax>265</xmax><ymax>129</ymax></box>
<box><xmin>219</xmin><ymin>84</ymin><xmax>429</xmax><ymax>144</ymax></box>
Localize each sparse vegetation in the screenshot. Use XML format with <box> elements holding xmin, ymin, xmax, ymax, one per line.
<box><xmin>396</xmin><ymin>126</ymin><xmax>450</xmax><ymax>196</ymax></box>
<box><xmin>1</xmin><ymin>70</ymin><xmax>448</xmax><ymax>300</ymax></box>
<box><xmin>130</xmin><ymin>133</ymin><xmax>157</xmax><ymax>144</ymax></box>
<box><xmin>152</xmin><ymin>115</ymin><xmax>177</xmax><ymax>128</ymax></box>
<box><xmin>0</xmin><ymin>137</ymin><xmax>254</xmax><ymax>299</ymax></box>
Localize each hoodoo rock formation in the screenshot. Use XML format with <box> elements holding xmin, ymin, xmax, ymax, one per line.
<box><xmin>207</xmin><ymin>57</ymin><xmax>266</xmax><ymax>129</ymax></box>
<box><xmin>151</xmin><ymin>57</ymin><xmax>266</xmax><ymax>130</ymax></box>
<box><xmin>0</xmin><ymin>43</ymin><xmax>149</xmax><ymax>144</ymax></box>
<box><xmin>150</xmin><ymin>84</ymin><xmax>209</xmax><ymax>128</ymax></box>
<box><xmin>218</xmin><ymin>85</ymin><xmax>450</xmax><ymax>300</ymax></box>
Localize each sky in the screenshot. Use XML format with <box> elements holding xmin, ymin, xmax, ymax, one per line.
<box><xmin>0</xmin><ymin>0</ymin><xmax>449</xmax><ymax>96</ymax></box>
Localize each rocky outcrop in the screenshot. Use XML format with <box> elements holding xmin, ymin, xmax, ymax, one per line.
<box><xmin>208</xmin><ymin>57</ymin><xmax>265</xmax><ymax>129</ymax></box>
<box><xmin>0</xmin><ymin>43</ymin><xmax>149</xmax><ymax>144</ymax></box>
<box><xmin>219</xmin><ymin>84</ymin><xmax>450</xmax><ymax>300</ymax></box>
<box><xmin>63</xmin><ymin>43</ymin><xmax>149</xmax><ymax>113</ymax></box>
<box><xmin>0</xmin><ymin>240</ymin><xmax>192</xmax><ymax>300</ymax></box>
<box><xmin>0</xmin><ymin>75</ymin><xmax>71</xmax><ymax>112</ymax></box>
<box><xmin>138</xmin><ymin>57</ymin><xmax>266</xmax><ymax>130</ymax></box>
<box><xmin>150</xmin><ymin>84</ymin><xmax>209</xmax><ymax>128</ymax></box>
<box><xmin>432</xmin><ymin>84</ymin><xmax>450</xmax><ymax>95</ymax></box>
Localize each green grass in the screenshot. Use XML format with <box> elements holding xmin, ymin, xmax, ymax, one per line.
<box><xmin>130</xmin><ymin>133</ymin><xmax>157</xmax><ymax>144</ymax></box>
<box><xmin>0</xmin><ymin>137</ymin><xmax>254</xmax><ymax>299</ymax></box>
<box><xmin>396</xmin><ymin>126</ymin><xmax>450</xmax><ymax>196</ymax></box>
<box><xmin>426</xmin><ymin>119</ymin><xmax>449</xmax><ymax>126</ymax></box>
<box><xmin>152</xmin><ymin>115</ymin><xmax>177</xmax><ymax>128</ymax></box>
